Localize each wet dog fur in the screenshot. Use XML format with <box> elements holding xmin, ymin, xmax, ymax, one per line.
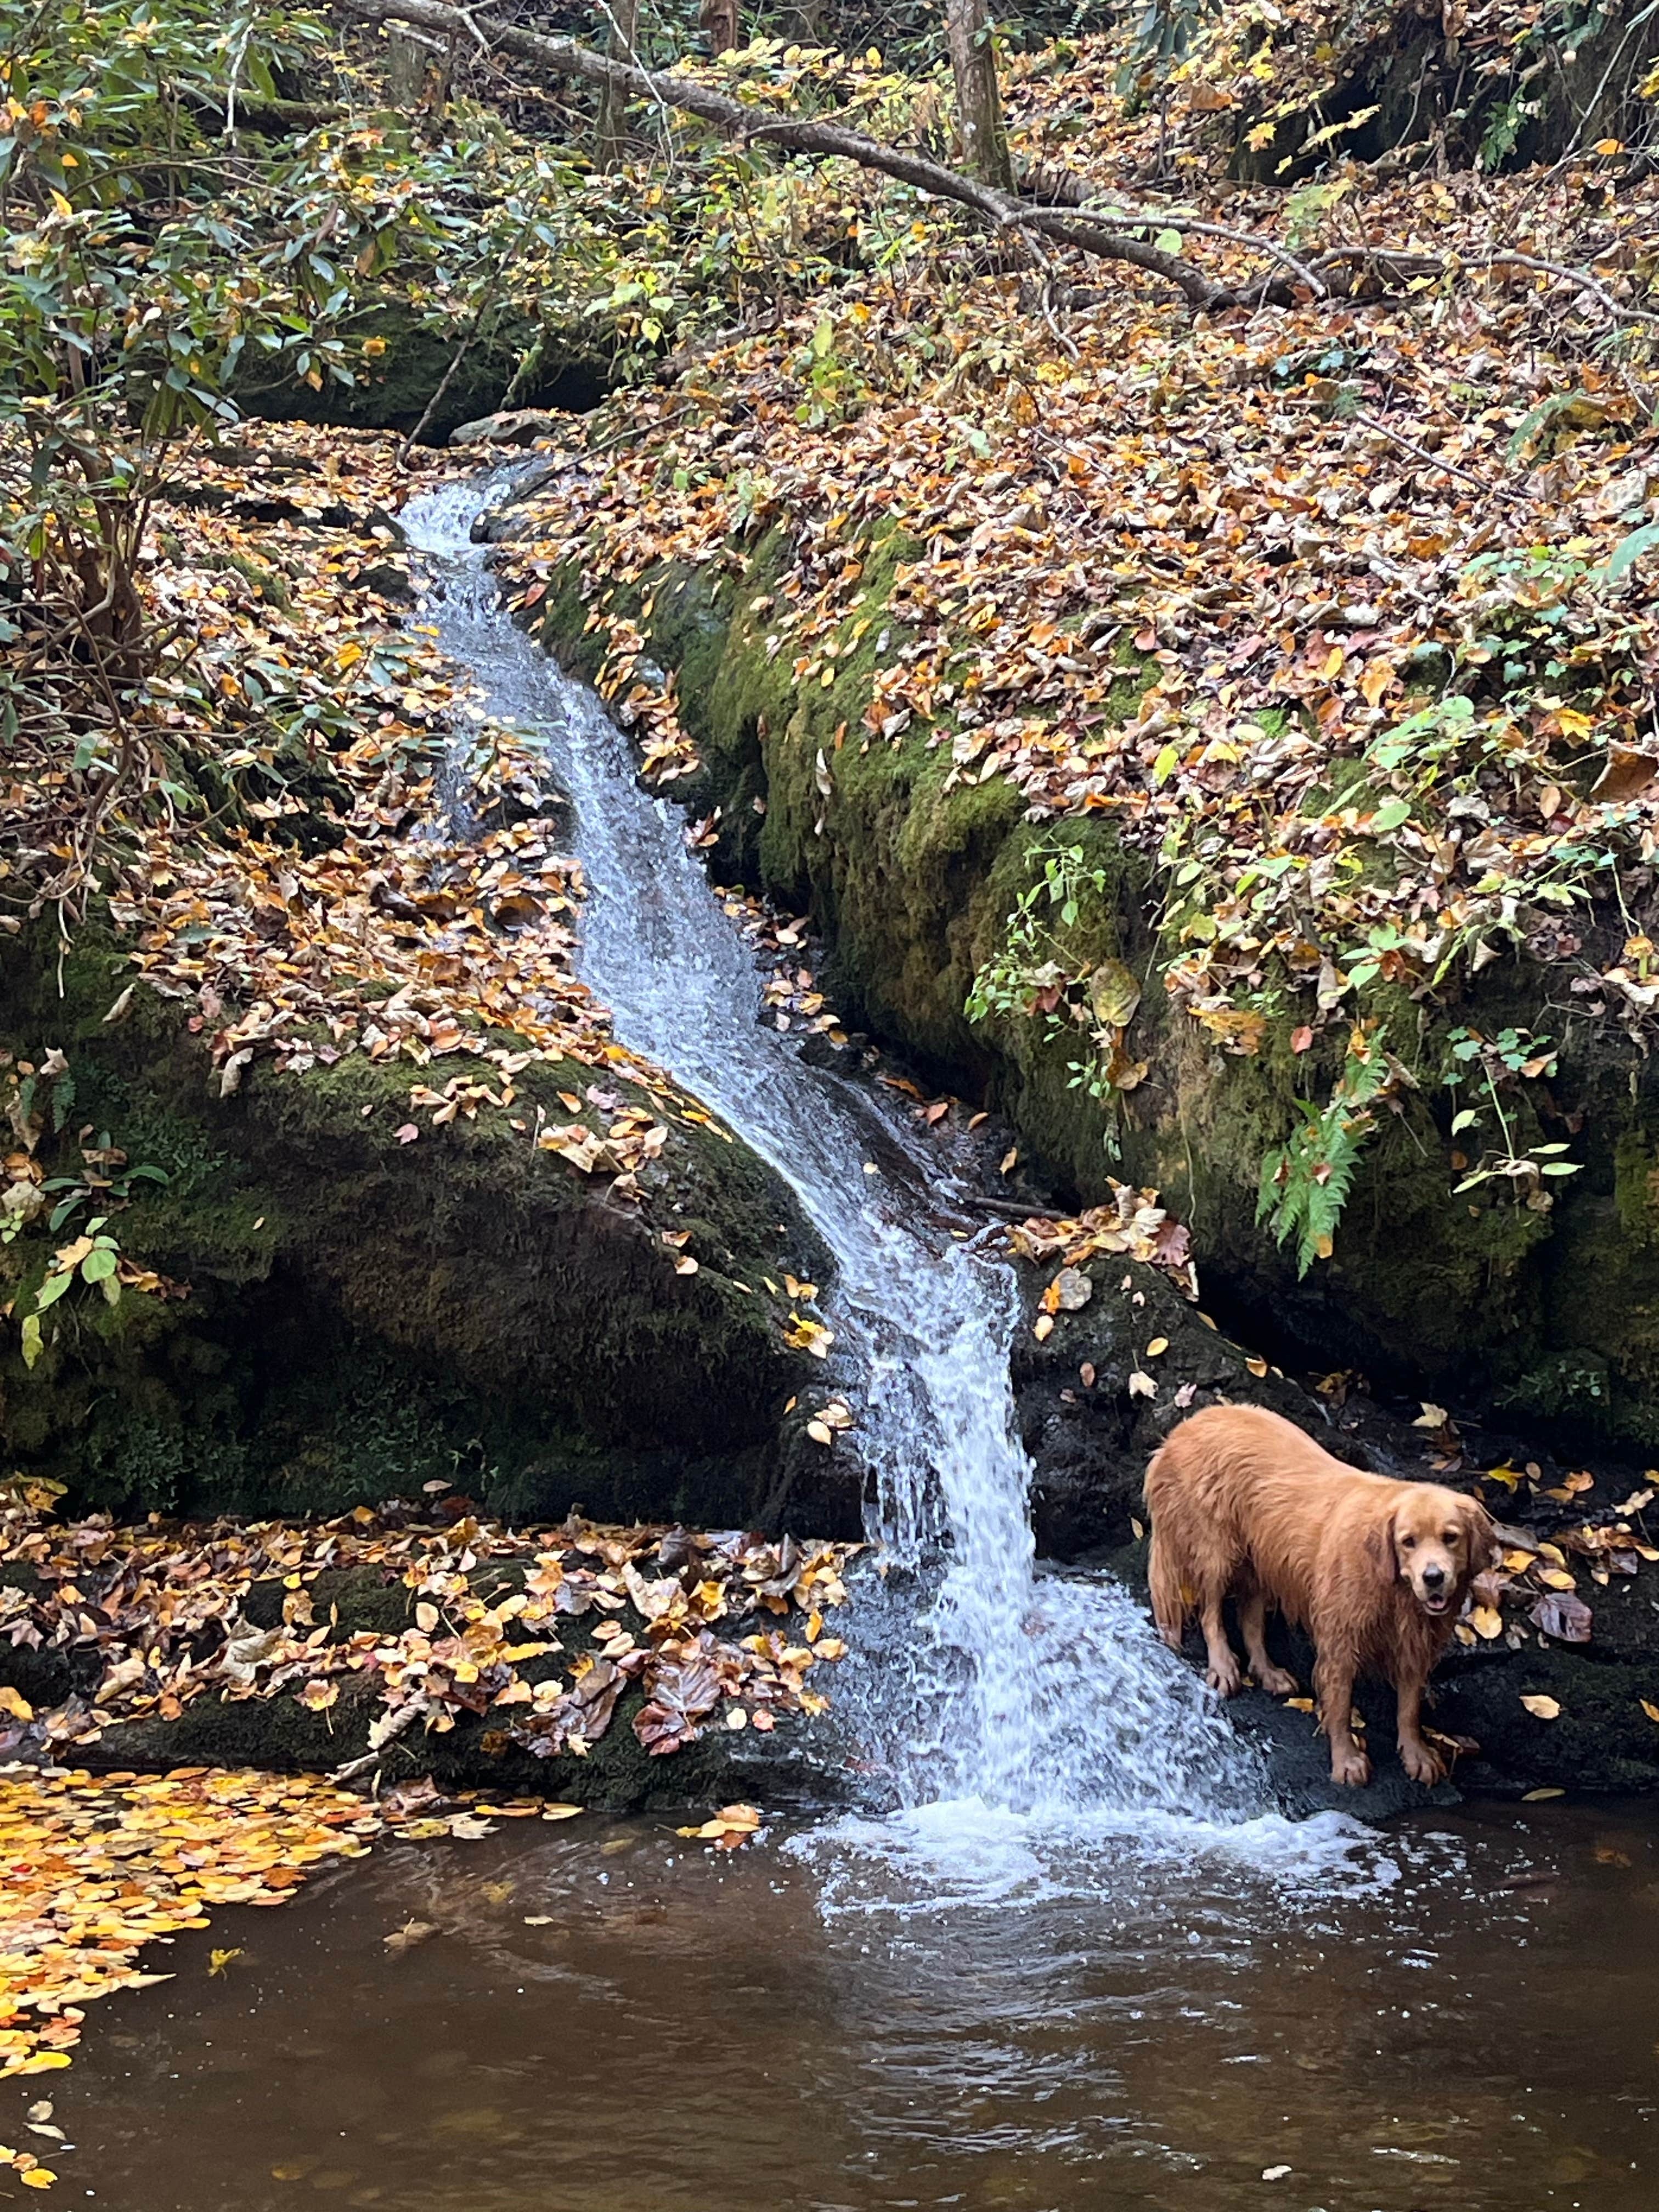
<box><xmin>1143</xmin><ymin>1403</ymin><xmax>1496</xmax><ymax>1787</ymax></box>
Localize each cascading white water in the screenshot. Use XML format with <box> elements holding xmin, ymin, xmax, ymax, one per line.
<box><xmin>403</xmin><ymin>472</ymin><xmax>1265</xmax><ymax>1824</ymax></box>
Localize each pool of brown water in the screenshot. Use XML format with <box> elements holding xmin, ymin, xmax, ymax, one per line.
<box><xmin>24</xmin><ymin>1796</ymin><xmax>1659</xmax><ymax>2212</ymax></box>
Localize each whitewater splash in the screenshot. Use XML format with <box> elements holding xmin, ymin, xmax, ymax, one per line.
<box><xmin>403</xmin><ymin>471</ymin><xmax>1266</xmax><ymax>1827</ymax></box>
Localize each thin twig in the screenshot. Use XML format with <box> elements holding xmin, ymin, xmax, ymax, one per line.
<box><xmin>1355</xmin><ymin>410</ymin><xmax>1527</xmax><ymax>506</ymax></box>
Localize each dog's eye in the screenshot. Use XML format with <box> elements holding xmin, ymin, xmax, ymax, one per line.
<box><xmin>1400</xmin><ymin>1535</ymin><xmax>1416</xmax><ymax>1550</ymax></box>
<box><xmin>1443</xmin><ymin>1529</ymin><xmax>1460</xmax><ymax>1544</ymax></box>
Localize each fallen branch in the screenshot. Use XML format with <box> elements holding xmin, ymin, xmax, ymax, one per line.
<box><xmin>340</xmin><ymin>0</ymin><xmax>1229</xmax><ymax>308</ymax></box>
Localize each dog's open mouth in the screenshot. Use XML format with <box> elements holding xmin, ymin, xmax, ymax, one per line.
<box><xmin>1418</xmin><ymin>1590</ymin><xmax>1452</xmax><ymax>1615</ymax></box>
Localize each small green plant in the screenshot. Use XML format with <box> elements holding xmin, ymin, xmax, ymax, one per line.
<box><xmin>966</xmin><ymin>838</ymin><xmax>1116</xmax><ymax>1026</ymax></box>
<box><xmin>20</xmin><ymin>1217</ymin><xmax>123</xmax><ymax>1370</ymax></box>
<box><xmin>1257</xmin><ymin>1024</ymin><xmax>1392</xmax><ymax>1277</ymax></box>
<box><xmin>41</xmin><ymin>1150</ymin><xmax>170</xmax><ymax>1235</ymax></box>
<box><xmin>1443</xmin><ymin>1026</ymin><xmax>1581</xmax><ymax>1202</ymax></box>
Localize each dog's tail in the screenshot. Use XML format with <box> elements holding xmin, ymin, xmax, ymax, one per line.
<box><xmin>1143</xmin><ymin>1440</ymin><xmax>1189</xmax><ymax>1648</ymax></box>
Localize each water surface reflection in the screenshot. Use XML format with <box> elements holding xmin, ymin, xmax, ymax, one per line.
<box><xmin>36</xmin><ymin>1799</ymin><xmax>1657</xmax><ymax>2211</ymax></box>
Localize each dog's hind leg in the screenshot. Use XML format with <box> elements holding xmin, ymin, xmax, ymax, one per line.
<box><xmin>1238</xmin><ymin>1588</ymin><xmax>1297</xmax><ymax>1697</ymax></box>
<box><xmin>1147</xmin><ymin>1529</ymin><xmax>1190</xmax><ymax>1652</ymax></box>
<box><xmin>1198</xmin><ymin>1587</ymin><xmax>1243</xmax><ymax>1697</ymax></box>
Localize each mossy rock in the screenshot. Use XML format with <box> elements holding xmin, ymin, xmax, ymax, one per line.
<box><xmin>0</xmin><ymin>923</ymin><xmax>858</xmax><ymax>1535</ymax></box>
<box><xmin>235</xmin><ymin>298</ymin><xmax>611</xmax><ymax>444</ymax></box>
<box><xmin>0</xmin><ymin>1559</ymin><xmax>863</xmax><ymax>1812</ymax></box>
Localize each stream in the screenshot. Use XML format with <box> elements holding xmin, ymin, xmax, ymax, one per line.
<box><xmin>400</xmin><ymin>467</ymin><xmax>1262</xmax><ymax>1836</ymax></box>
<box><xmin>20</xmin><ymin>469</ymin><xmax>1657</xmax><ymax>2210</ymax></box>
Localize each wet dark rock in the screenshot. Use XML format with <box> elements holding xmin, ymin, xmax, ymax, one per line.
<box><xmin>0</xmin><ymin>1562</ymin><xmax>866</xmax><ymax>1813</ymax></box>
<box><xmin>449</xmin><ymin>408</ymin><xmax>569</xmax><ymax>448</ymax></box>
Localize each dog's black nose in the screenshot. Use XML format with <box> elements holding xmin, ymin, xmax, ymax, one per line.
<box><xmin>1422</xmin><ymin>1564</ymin><xmax>1446</xmax><ymax>1588</ymax></box>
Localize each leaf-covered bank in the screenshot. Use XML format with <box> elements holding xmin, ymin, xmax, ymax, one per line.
<box><xmin>1</xmin><ymin>427</ymin><xmax>856</xmax><ymax>1535</ymax></box>
<box><xmin>477</xmin><ymin>18</ymin><xmax>1659</xmax><ymax>1443</ymax></box>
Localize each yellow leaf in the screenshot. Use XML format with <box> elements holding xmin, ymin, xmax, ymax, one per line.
<box><xmin>1641</xmin><ymin>1701</ymin><xmax>1659</xmax><ymax>1724</ymax></box>
<box><xmin>1501</xmin><ymin>1547</ymin><xmax>1537</xmax><ymax>1571</ymax></box>
<box><xmin>1536</xmin><ymin>1567</ymin><xmax>1577</xmax><ymax>1591</ymax></box>
<box><xmin>540</xmin><ymin>1803</ymin><xmax>584</xmax><ymax>1820</ymax></box>
<box><xmin>1145</xmin><ymin>1336</ymin><xmax>1169</xmax><ymax>1357</ymax></box>
<box><xmin>1245</xmin><ymin>1355</ymin><xmax>1268</xmax><ymax>1378</ymax></box>
<box><xmin>1521</xmin><ymin>1694</ymin><xmax>1561</xmax><ymax>1719</ymax></box>
<box><xmin>1469</xmin><ymin>1604</ymin><xmax>1503</xmax><ymax>1640</ymax></box>
<box><xmin>21</xmin><ymin>2169</ymin><xmax>56</xmax><ymax>2188</ymax></box>
<box><xmin>1523</xmin><ymin>1787</ymin><xmax>1565</xmax><ymax>1801</ymax></box>
<box><xmin>0</xmin><ymin>1685</ymin><xmax>33</xmax><ymax>1721</ymax></box>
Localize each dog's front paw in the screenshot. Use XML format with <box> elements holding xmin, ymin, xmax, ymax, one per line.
<box><xmin>1206</xmin><ymin>1657</ymin><xmax>1244</xmax><ymax>1697</ymax></box>
<box><xmin>1330</xmin><ymin>1745</ymin><xmax>1373</xmax><ymax>1788</ymax></box>
<box><xmin>1399</xmin><ymin>1739</ymin><xmax>1446</xmax><ymax>1787</ymax></box>
<box><xmin>1257</xmin><ymin>1664</ymin><xmax>1299</xmax><ymax>1698</ymax></box>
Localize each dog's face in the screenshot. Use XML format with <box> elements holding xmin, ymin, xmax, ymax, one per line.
<box><xmin>1389</xmin><ymin>1486</ymin><xmax>1494</xmax><ymax>1617</ymax></box>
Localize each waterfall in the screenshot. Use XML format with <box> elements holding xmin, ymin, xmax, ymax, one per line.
<box><xmin>403</xmin><ymin>474</ymin><xmax>1263</xmax><ymax>1824</ymax></box>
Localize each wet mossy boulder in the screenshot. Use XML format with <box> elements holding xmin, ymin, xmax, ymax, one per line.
<box><xmin>0</xmin><ymin>925</ymin><xmax>857</xmax><ymax>1536</ymax></box>
<box><xmin>0</xmin><ymin>1555</ymin><xmax>867</xmax><ymax>1814</ymax></box>
<box><xmin>526</xmin><ymin>516</ymin><xmax>1659</xmax><ymax>1459</ymax></box>
<box><xmin>235</xmin><ymin>300</ymin><xmax>611</xmax><ymax>445</ymax></box>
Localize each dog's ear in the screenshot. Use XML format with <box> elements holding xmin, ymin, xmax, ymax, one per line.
<box><xmin>1364</xmin><ymin>1509</ymin><xmax>1399</xmax><ymax>1590</ymax></box>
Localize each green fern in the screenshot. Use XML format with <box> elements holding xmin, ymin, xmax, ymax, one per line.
<box><xmin>1257</xmin><ymin>1027</ymin><xmax>1391</xmax><ymax>1278</ymax></box>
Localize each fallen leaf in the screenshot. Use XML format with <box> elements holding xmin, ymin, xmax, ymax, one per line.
<box><xmin>1521</xmin><ymin>1694</ymin><xmax>1562</xmax><ymax>1719</ymax></box>
<box><xmin>383</xmin><ymin>1920</ymin><xmax>439</xmax><ymax>1954</ymax></box>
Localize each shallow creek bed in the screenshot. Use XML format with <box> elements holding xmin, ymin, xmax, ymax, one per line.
<box><xmin>3</xmin><ymin>1787</ymin><xmax>1655</xmax><ymax>2212</ymax></box>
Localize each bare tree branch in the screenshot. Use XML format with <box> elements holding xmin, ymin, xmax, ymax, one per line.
<box><xmin>339</xmin><ymin>0</ymin><xmax>1228</xmax><ymax>308</ymax></box>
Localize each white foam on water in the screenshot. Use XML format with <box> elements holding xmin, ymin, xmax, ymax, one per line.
<box><xmin>788</xmin><ymin>1798</ymin><xmax>1428</xmax><ymax>1925</ymax></box>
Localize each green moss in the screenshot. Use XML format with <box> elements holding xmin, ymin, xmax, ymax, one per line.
<box><xmin>528</xmin><ymin>522</ymin><xmax>1659</xmax><ymax>1449</ymax></box>
<box><xmin>0</xmin><ymin>918</ymin><xmax>857</xmax><ymax>1535</ymax></box>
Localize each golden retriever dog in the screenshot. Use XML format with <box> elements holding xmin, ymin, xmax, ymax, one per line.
<box><xmin>1144</xmin><ymin>1403</ymin><xmax>1496</xmax><ymax>1787</ymax></box>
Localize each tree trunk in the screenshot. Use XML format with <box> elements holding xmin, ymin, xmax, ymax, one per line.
<box><xmin>595</xmin><ymin>0</ymin><xmax>640</xmax><ymax>170</ymax></box>
<box><xmin>945</xmin><ymin>0</ymin><xmax>1012</xmax><ymax>191</ymax></box>
<box><xmin>699</xmin><ymin>0</ymin><xmax>740</xmax><ymax>55</ymax></box>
